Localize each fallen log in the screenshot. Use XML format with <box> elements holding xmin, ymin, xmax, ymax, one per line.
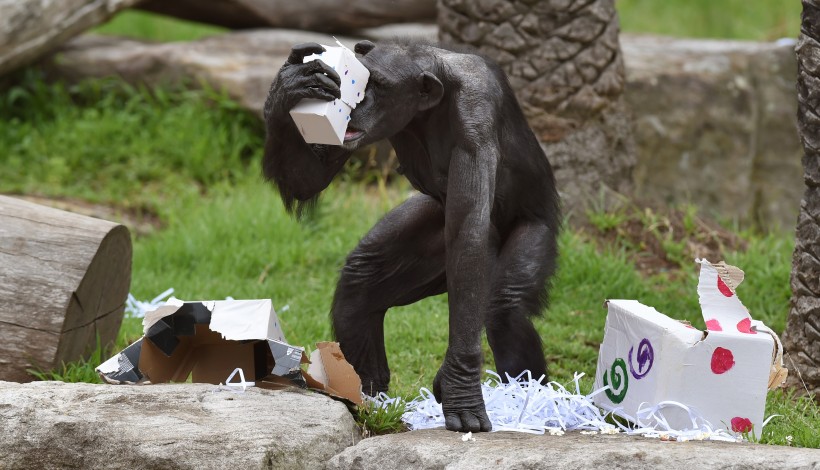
<box><xmin>0</xmin><ymin>0</ymin><xmax>140</xmax><ymax>75</ymax></box>
<box><xmin>136</xmin><ymin>0</ymin><xmax>437</xmax><ymax>33</ymax></box>
<box><xmin>0</xmin><ymin>196</ymin><xmax>131</xmax><ymax>381</ymax></box>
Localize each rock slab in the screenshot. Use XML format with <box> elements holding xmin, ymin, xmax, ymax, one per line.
<box><xmin>328</xmin><ymin>429</ymin><xmax>820</xmax><ymax>470</ymax></box>
<box><xmin>0</xmin><ymin>381</ymin><xmax>360</xmax><ymax>470</ymax></box>
<box><xmin>47</xmin><ymin>30</ymin><xmax>359</xmax><ymax>118</ymax></box>
<box><xmin>623</xmin><ymin>34</ymin><xmax>802</xmax><ymax>229</ymax></box>
<box><xmin>1</xmin><ymin>381</ymin><xmax>818</xmax><ymax>469</ymax></box>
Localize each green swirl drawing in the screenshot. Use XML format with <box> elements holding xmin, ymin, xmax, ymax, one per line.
<box><xmin>604</xmin><ymin>358</ymin><xmax>628</xmax><ymax>404</ymax></box>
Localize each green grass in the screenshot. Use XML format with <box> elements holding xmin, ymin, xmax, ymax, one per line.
<box><xmin>617</xmin><ymin>0</ymin><xmax>802</xmax><ymax>40</ymax></box>
<box><xmin>761</xmin><ymin>389</ymin><xmax>820</xmax><ymax>447</ymax></box>
<box><xmin>94</xmin><ymin>10</ymin><xmax>226</xmax><ymax>42</ymax></box>
<box><xmin>0</xmin><ymin>70</ymin><xmax>262</xmax><ymax>220</ymax></box>
<box><xmin>356</xmin><ymin>398</ymin><xmax>409</xmax><ymax>437</ymax></box>
<box><xmin>28</xmin><ymin>337</ymin><xmax>106</xmax><ymax>384</ymax></box>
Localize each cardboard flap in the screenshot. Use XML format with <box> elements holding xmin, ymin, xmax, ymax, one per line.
<box><xmin>754</xmin><ymin>322</ymin><xmax>790</xmax><ymax>390</ymax></box>
<box><xmin>697</xmin><ymin>259</ymin><xmax>752</xmax><ymax>331</ymax></box>
<box><xmin>97</xmin><ymin>338</ymin><xmax>145</xmax><ymax>384</ymax></box>
<box><xmin>143</xmin><ymin>302</ymin><xmax>214</xmax><ymax>356</ymax></box>
<box><xmin>697</xmin><ymin>259</ymin><xmax>788</xmax><ymax>386</ymax></box>
<box><xmin>268</xmin><ymin>339</ymin><xmax>305</xmax><ymax>376</ymax></box>
<box><xmin>143</xmin><ymin>297</ymin><xmax>185</xmax><ymax>332</ymax></box>
<box><xmin>139</xmin><ymin>333</ymin><xmax>195</xmax><ymax>383</ymax></box>
<box><xmin>209</xmin><ymin>299</ymin><xmax>285</xmax><ymax>342</ymax></box>
<box><xmin>304</xmin><ymin>342</ymin><xmax>362</xmax><ymax>405</ymax></box>
<box><xmin>190</xmin><ymin>340</ymin><xmax>258</xmax><ymax>384</ymax></box>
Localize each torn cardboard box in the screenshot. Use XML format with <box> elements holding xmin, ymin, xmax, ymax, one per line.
<box><xmin>97</xmin><ymin>298</ymin><xmax>362</xmax><ymax>405</ymax></box>
<box><xmin>289</xmin><ymin>41</ymin><xmax>369</xmax><ymax>145</ymax></box>
<box><xmin>593</xmin><ymin>259</ymin><xmax>787</xmax><ymax>437</ymax></box>
<box><xmin>303</xmin><ymin>342</ymin><xmax>363</xmax><ymax>405</ymax></box>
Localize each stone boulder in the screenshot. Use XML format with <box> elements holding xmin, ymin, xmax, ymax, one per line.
<box><xmin>0</xmin><ymin>0</ymin><xmax>139</xmax><ymax>76</ymax></box>
<box><xmin>328</xmin><ymin>429</ymin><xmax>820</xmax><ymax>470</ymax></box>
<box><xmin>136</xmin><ymin>0</ymin><xmax>437</xmax><ymax>34</ymax></box>
<box><xmin>0</xmin><ymin>381</ymin><xmax>360</xmax><ymax>469</ymax></box>
<box><xmin>45</xmin><ymin>25</ymin><xmax>437</xmax><ymax>116</ymax></box>
<box><xmin>2</xmin><ymin>381</ymin><xmax>818</xmax><ymax>468</ymax></box>
<box><xmin>622</xmin><ymin>35</ymin><xmax>802</xmax><ymax>230</ymax></box>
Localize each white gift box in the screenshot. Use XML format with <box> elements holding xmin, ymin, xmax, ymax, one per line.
<box><xmin>289</xmin><ymin>43</ymin><xmax>369</xmax><ymax>145</ymax></box>
<box><xmin>593</xmin><ymin>259</ymin><xmax>787</xmax><ymax>437</ymax></box>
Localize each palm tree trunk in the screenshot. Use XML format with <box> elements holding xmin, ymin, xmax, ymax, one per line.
<box><xmin>438</xmin><ymin>0</ymin><xmax>635</xmax><ymax>207</ymax></box>
<box><xmin>783</xmin><ymin>0</ymin><xmax>820</xmax><ymax>396</ymax></box>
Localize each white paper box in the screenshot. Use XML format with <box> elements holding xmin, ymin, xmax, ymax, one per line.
<box><xmin>290</xmin><ymin>99</ymin><xmax>353</xmax><ymax>146</ymax></box>
<box><xmin>593</xmin><ymin>259</ymin><xmax>786</xmax><ymax>436</ymax></box>
<box><xmin>289</xmin><ymin>43</ymin><xmax>369</xmax><ymax>145</ymax></box>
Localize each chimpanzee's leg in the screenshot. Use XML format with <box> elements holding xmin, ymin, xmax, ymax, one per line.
<box><xmin>485</xmin><ymin>221</ymin><xmax>557</xmax><ymax>382</ymax></box>
<box><xmin>331</xmin><ymin>193</ymin><xmax>446</xmax><ymax>395</ymax></box>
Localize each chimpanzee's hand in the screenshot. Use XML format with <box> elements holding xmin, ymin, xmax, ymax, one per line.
<box><xmin>433</xmin><ymin>359</ymin><xmax>492</xmax><ymax>432</ymax></box>
<box><xmin>264</xmin><ymin>43</ymin><xmax>342</xmax><ymax>120</ymax></box>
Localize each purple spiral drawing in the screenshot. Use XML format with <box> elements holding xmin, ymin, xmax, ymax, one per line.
<box><xmin>628</xmin><ymin>338</ymin><xmax>654</xmax><ymax>379</ymax></box>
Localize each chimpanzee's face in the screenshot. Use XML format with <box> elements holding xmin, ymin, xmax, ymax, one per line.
<box><xmin>343</xmin><ymin>44</ymin><xmax>428</xmax><ymax>150</ymax></box>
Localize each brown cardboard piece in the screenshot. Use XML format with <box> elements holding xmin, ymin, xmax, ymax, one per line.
<box><xmin>302</xmin><ymin>342</ymin><xmax>363</xmax><ymax>406</ymax></box>
<box><xmin>97</xmin><ymin>299</ymin><xmax>363</xmax><ymax>406</ymax></box>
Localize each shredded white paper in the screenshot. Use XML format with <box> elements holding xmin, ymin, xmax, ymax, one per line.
<box><xmin>369</xmin><ymin>370</ymin><xmax>769</xmax><ymax>442</ymax></box>
<box><xmin>125</xmin><ymin>288</ymin><xmax>175</xmax><ymax>318</ymax></box>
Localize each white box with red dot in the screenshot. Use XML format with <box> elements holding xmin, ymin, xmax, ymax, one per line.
<box><xmin>289</xmin><ymin>43</ymin><xmax>369</xmax><ymax>146</ymax></box>
<box><xmin>593</xmin><ymin>259</ymin><xmax>787</xmax><ymax>437</ymax></box>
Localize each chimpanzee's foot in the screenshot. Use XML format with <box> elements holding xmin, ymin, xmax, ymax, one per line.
<box><xmin>433</xmin><ymin>367</ymin><xmax>492</xmax><ymax>432</ymax></box>
<box><xmin>359</xmin><ymin>376</ymin><xmax>389</xmax><ymax>397</ymax></box>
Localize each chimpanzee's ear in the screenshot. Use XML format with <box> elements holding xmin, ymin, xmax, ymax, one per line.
<box><xmin>354</xmin><ymin>40</ymin><xmax>376</xmax><ymax>55</ymax></box>
<box><xmin>417</xmin><ymin>71</ymin><xmax>444</xmax><ymax>111</ymax></box>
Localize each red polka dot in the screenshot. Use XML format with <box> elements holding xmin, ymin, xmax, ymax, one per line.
<box><xmin>717</xmin><ymin>277</ymin><xmax>734</xmax><ymax>297</ymax></box>
<box><xmin>705</xmin><ymin>319</ymin><xmax>723</xmax><ymax>331</ymax></box>
<box><xmin>711</xmin><ymin>347</ymin><xmax>735</xmax><ymax>374</ymax></box>
<box><xmin>731</xmin><ymin>417</ymin><xmax>753</xmax><ymax>433</ymax></box>
<box><xmin>736</xmin><ymin>318</ymin><xmax>756</xmax><ymax>334</ymax></box>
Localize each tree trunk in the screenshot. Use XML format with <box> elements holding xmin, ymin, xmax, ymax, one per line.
<box><xmin>783</xmin><ymin>0</ymin><xmax>820</xmax><ymax>397</ymax></box>
<box><xmin>136</xmin><ymin>0</ymin><xmax>437</xmax><ymax>34</ymax></box>
<box><xmin>0</xmin><ymin>196</ymin><xmax>131</xmax><ymax>381</ymax></box>
<box><xmin>438</xmin><ymin>0</ymin><xmax>634</xmax><ymax>209</ymax></box>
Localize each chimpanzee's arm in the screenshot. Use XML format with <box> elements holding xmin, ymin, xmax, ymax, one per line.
<box><xmin>262</xmin><ymin>43</ymin><xmax>353</xmax><ymax>215</ymax></box>
<box><xmin>433</xmin><ymin>95</ymin><xmax>498</xmax><ymax>432</ymax></box>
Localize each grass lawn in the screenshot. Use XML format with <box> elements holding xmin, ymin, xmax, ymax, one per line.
<box><xmin>2</xmin><ymin>1</ymin><xmax>816</xmax><ymax>447</ymax></box>
<box><xmin>617</xmin><ymin>0</ymin><xmax>801</xmax><ymax>40</ymax></box>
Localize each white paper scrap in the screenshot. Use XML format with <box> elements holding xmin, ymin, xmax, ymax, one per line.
<box><xmin>223</xmin><ymin>367</ymin><xmax>255</xmax><ymax>392</ymax></box>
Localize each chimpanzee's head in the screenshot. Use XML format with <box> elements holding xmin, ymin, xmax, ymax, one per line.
<box><xmin>342</xmin><ymin>40</ymin><xmax>444</xmax><ymax>150</ymax></box>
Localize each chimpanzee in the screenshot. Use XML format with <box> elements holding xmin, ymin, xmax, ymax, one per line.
<box><xmin>262</xmin><ymin>40</ymin><xmax>560</xmax><ymax>432</ymax></box>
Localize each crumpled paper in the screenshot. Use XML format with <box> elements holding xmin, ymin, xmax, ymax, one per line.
<box><xmin>369</xmin><ymin>370</ymin><xmax>776</xmax><ymax>442</ymax></box>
